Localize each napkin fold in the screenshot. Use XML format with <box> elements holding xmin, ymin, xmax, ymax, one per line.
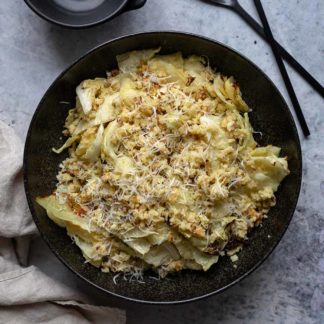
<box><xmin>0</xmin><ymin>121</ymin><xmax>126</xmax><ymax>324</ymax></box>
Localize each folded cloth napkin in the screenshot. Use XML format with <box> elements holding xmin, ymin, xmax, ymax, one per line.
<box><xmin>0</xmin><ymin>121</ymin><xmax>126</xmax><ymax>324</ymax></box>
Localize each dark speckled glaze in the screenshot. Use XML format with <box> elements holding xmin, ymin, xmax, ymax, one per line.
<box><xmin>23</xmin><ymin>32</ymin><xmax>302</xmax><ymax>304</ymax></box>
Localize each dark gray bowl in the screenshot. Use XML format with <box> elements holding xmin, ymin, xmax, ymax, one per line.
<box><xmin>24</xmin><ymin>0</ymin><xmax>146</xmax><ymax>29</ymax></box>
<box><xmin>23</xmin><ymin>32</ymin><xmax>302</xmax><ymax>304</ymax></box>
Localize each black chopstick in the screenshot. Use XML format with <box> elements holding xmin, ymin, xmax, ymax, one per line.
<box><xmin>254</xmin><ymin>0</ymin><xmax>310</xmax><ymax>137</ymax></box>
<box><xmin>232</xmin><ymin>1</ymin><xmax>324</xmax><ymax>98</ymax></box>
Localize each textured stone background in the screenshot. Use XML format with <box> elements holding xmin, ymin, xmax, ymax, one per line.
<box><xmin>0</xmin><ymin>0</ymin><xmax>323</xmax><ymax>323</ymax></box>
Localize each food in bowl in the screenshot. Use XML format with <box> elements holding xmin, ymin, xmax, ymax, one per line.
<box><xmin>37</xmin><ymin>49</ymin><xmax>289</xmax><ymax>278</ymax></box>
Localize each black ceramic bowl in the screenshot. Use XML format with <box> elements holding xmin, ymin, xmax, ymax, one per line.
<box><xmin>24</xmin><ymin>32</ymin><xmax>302</xmax><ymax>304</ymax></box>
<box><xmin>24</xmin><ymin>0</ymin><xmax>146</xmax><ymax>28</ymax></box>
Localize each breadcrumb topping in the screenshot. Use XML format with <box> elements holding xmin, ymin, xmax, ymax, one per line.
<box><xmin>37</xmin><ymin>49</ymin><xmax>289</xmax><ymax>278</ymax></box>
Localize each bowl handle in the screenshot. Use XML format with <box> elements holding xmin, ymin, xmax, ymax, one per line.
<box><xmin>123</xmin><ymin>0</ymin><xmax>147</xmax><ymax>12</ymax></box>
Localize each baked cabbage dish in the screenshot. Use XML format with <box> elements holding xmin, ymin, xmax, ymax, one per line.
<box><xmin>37</xmin><ymin>49</ymin><xmax>289</xmax><ymax>279</ymax></box>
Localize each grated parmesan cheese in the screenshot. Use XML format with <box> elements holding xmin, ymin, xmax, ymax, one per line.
<box><xmin>37</xmin><ymin>49</ymin><xmax>290</xmax><ymax>279</ymax></box>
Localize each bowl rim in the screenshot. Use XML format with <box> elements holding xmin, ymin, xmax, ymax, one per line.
<box><xmin>23</xmin><ymin>31</ymin><xmax>302</xmax><ymax>304</ymax></box>
<box><xmin>24</xmin><ymin>0</ymin><xmax>129</xmax><ymax>29</ymax></box>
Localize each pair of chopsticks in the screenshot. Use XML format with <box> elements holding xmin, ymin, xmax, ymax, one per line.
<box><xmin>254</xmin><ymin>0</ymin><xmax>310</xmax><ymax>137</ymax></box>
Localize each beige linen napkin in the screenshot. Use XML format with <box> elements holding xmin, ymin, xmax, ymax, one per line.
<box><xmin>0</xmin><ymin>120</ymin><xmax>126</xmax><ymax>324</ymax></box>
